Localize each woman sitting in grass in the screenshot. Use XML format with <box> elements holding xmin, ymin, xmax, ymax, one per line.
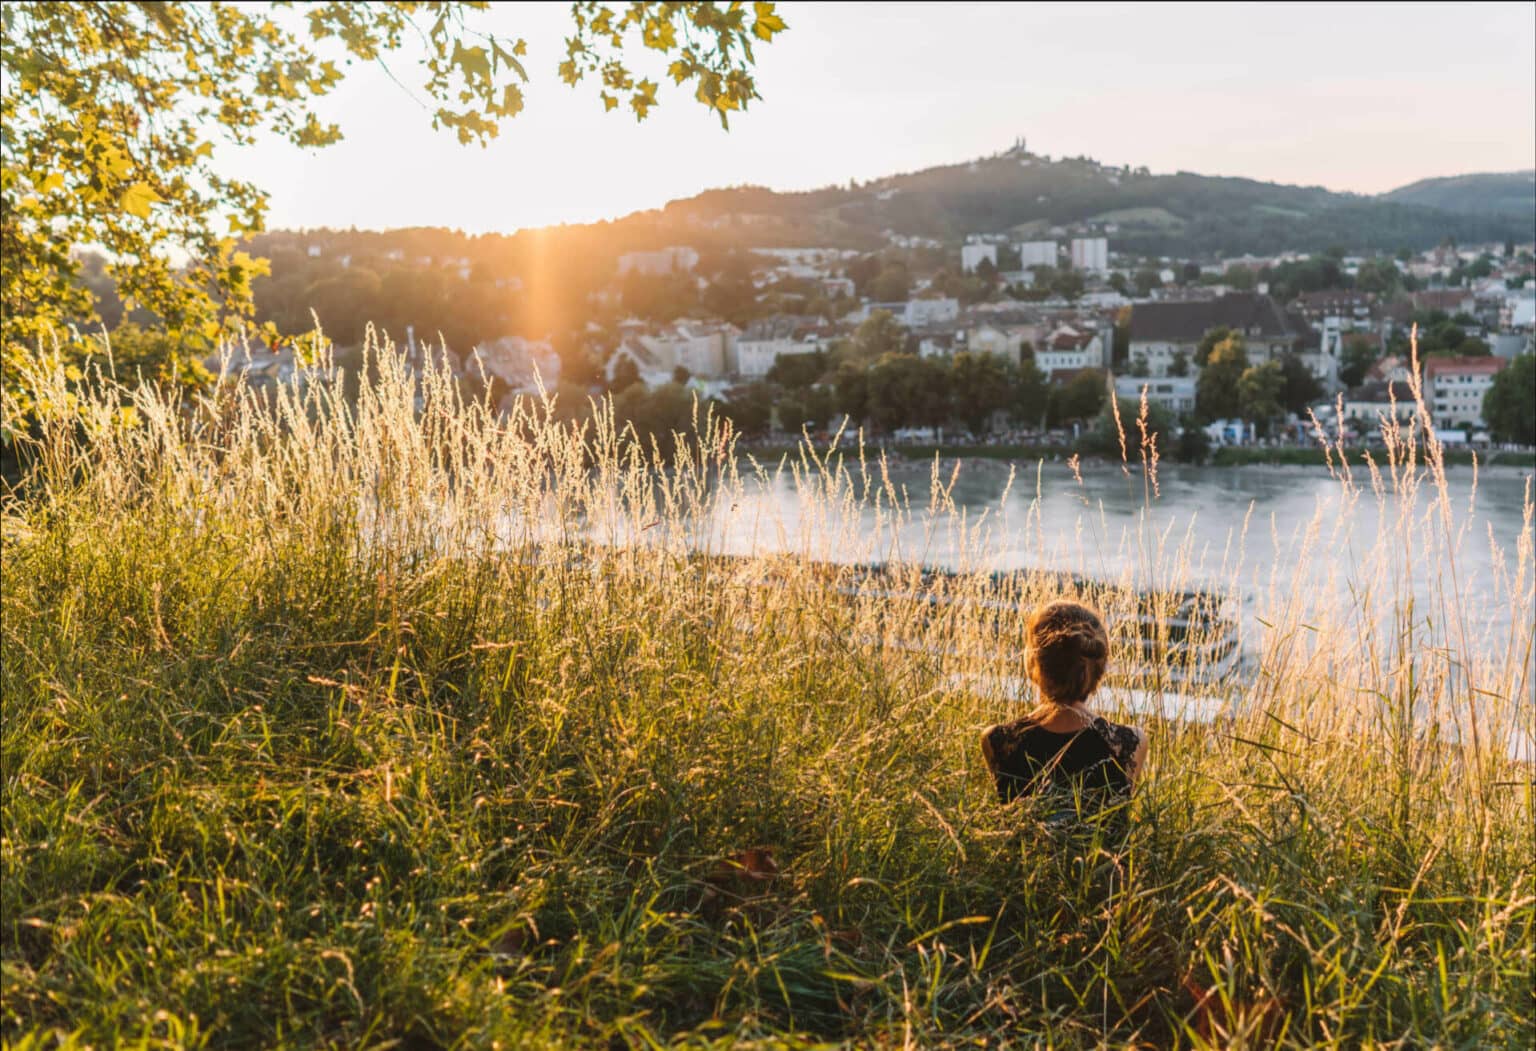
<box><xmin>981</xmin><ymin>601</ymin><xmax>1146</xmax><ymax>812</ymax></box>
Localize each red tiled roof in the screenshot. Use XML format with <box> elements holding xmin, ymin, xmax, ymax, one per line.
<box><xmin>1423</xmin><ymin>356</ymin><xmax>1507</xmax><ymax>376</ymax></box>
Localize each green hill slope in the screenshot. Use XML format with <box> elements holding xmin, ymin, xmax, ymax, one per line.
<box><xmin>654</xmin><ymin>152</ymin><xmax>1531</xmax><ymax>257</ymax></box>
<box><xmin>1380</xmin><ymin>171</ymin><xmax>1535</xmax><ymax>219</ymax></box>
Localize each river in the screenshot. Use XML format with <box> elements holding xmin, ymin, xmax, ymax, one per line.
<box><xmin>701</xmin><ymin>457</ymin><xmax>1535</xmax><ymax>679</ymax></box>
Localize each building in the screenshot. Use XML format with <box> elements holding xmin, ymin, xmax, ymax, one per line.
<box><xmin>1127</xmin><ymin>292</ymin><xmax>1311</xmax><ymax>377</ymax></box>
<box><xmin>470</xmin><ymin>336</ymin><xmax>559</xmax><ymax>393</ymax></box>
<box><xmin>1069</xmin><ymin>237</ymin><xmax>1109</xmax><ymax>273</ymax></box>
<box><xmin>636</xmin><ymin>320</ymin><xmax>736</xmax><ymax>380</ymax></box>
<box><xmin>1305</xmin><ymin>317</ymin><xmax>1345</xmax><ymax>392</ymax></box>
<box><xmin>849</xmin><ymin>298</ymin><xmax>961</xmax><ymax>327</ymax></box>
<box><xmin>960</xmin><ymin>243</ymin><xmax>999</xmax><ymax>273</ymax></box>
<box><xmin>1424</xmin><ymin>355</ymin><xmax>1507</xmax><ymax>429</ymax></box>
<box><xmin>1292</xmin><ymin>291</ymin><xmax>1377</xmax><ymax>326</ymax></box>
<box><xmin>1018</xmin><ymin>240</ymin><xmax>1058</xmax><ymax>268</ymax></box>
<box><xmin>1410</xmin><ymin>289</ymin><xmax>1476</xmax><ymax>316</ymax></box>
<box><xmin>1114</xmin><ymin>374</ymin><xmax>1197</xmax><ymax>415</ymax></box>
<box><xmin>904</xmin><ymin>297</ymin><xmax>961</xmax><ymax>326</ymax></box>
<box><xmin>1342</xmin><ymin>380</ymin><xmax>1420</xmax><ymax>428</ymax></box>
<box><xmin>967</xmin><ymin>322</ymin><xmax>1037</xmax><ymax>365</ymax></box>
<box><xmin>617</xmin><ymin>245</ymin><xmax>700</xmax><ymax>277</ymax></box>
<box><xmin>1366</xmin><ymin>355</ymin><xmax>1414</xmax><ymax>384</ymax></box>
<box><xmin>605</xmin><ymin>340</ymin><xmax>672</xmax><ymax>388</ymax></box>
<box><xmin>1035</xmin><ymin>323</ymin><xmax>1109</xmax><ymax>376</ymax></box>
<box><xmin>735</xmin><ymin>315</ymin><xmax>824</xmax><ymax>379</ymax></box>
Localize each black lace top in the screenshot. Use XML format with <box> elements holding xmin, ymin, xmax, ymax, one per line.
<box><xmin>981</xmin><ymin>714</ymin><xmax>1141</xmax><ymax>805</ymax></box>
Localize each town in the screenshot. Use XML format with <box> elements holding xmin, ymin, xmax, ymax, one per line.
<box><xmin>185</xmin><ymin>170</ymin><xmax>1533</xmax><ymax>463</ymax></box>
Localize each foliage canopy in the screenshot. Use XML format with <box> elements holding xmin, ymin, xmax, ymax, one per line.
<box><xmin>0</xmin><ymin>0</ymin><xmax>786</xmax><ymax>409</ymax></box>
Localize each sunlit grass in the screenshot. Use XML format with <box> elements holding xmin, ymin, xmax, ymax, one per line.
<box><xmin>2</xmin><ymin>330</ymin><xmax>1531</xmax><ymax>1049</ymax></box>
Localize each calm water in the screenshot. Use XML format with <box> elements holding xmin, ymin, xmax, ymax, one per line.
<box><xmin>705</xmin><ymin>459</ymin><xmax>1535</xmax><ymax>672</ymax></box>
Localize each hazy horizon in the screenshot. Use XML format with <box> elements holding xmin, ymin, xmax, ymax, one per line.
<box><xmin>218</xmin><ymin>1</ymin><xmax>1536</xmax><ymax>235</ymax></box>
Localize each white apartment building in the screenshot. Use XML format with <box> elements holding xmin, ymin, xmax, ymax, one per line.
<box><xmin>1426</xmin><ymin>356</ymin><xmax>1507</xmax><ymax>429</ymax></box>
<box><xmin>1035</xmin><ymin>323</ymin><xmax>1109</xmax><ymax>376</ymax></box>
<box><xmin>904</xmin><ymin>297</ymin><xmax>961</xmax><ymax>326</ymax></box>
<box><xmin>1070</xmin><ymin>237</ymin><xmax>1109</xmax><ymax>273</ymax></box>
<box><xmin>650</xmin><ymin>323</ymin><xmax>734</xmax><ymax>379</ymax></box>
<box><xmin>960</xmin><ymin>243</ymin><xmax>998</xmax><ymax>272</ymax></box>
<box><xmin>735</xmin><ymin>315</ymin><xmax>823</xmax><ymax>379</ymax></box>
<box><xmin>1018</xmin><ymin>240</ymin><xmax>1058</xmax><ymax>268</ymax></box>
<box><xmin>1114</xmin><ymin>375</ymin><xmax>1196</xmax><ymax>415</ymax></box>
<box><xmin>967</xmin><ymin>322</ymin><xmax>1037</xmax><ymax>365</ymax></box>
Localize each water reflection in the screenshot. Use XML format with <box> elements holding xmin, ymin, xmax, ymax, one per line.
<box><xmin>713</xmin><ymin>459</ymin><xmax>1535</xmax><ymax>666</ymax></box>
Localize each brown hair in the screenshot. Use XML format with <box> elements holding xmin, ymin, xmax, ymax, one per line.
<box><xmin>1024</xmin><ymin>601</ymin><xmax>1109</xmax><ymax>705</ymax></box>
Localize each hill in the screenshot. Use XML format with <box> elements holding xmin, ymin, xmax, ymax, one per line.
<box><xmin>1381</xmin><ymin>170</ymin><xmax>1536</xmax><ymax>219</ymax></box>
<box><xmin>648</xmin><ymin>150</ymin><xmax>1532</xmax><ymax>257</ymax></box>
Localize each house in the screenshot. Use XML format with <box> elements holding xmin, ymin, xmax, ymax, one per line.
<box><xmin>617</xmin><ymin>246</ymin><xmax>700</xmax><ymax>277</ymax></box>
<box><xmin>469</xmin><ymin>336</ymin><xmax>560</xmax><ymax>393</ymax></box>
<box><xmin>202</xmin><ymin>342</ymin><xmax>299</xmax><ymax>389</ymax></box>
<box><xmin>1127</xmin><ymin>292</ymin><xmax>1310</xmax><ymax>377</ymax></box>
<box><xmin>1366</xmin><ymin>355</ymin><xmax>1414</xmax><ymax>384</ymax></box>
<box><xmin>735</xmin><ymin>315</ymin><xmax>824</xmax><ymax>379</ymax></box>
<box><xmin>1342</xmin><ymin>381</ymin><xmax>1420</xmax><ymax>427</ymax></box>
<box><xmin>916</xmin><ymin>328</ymin><xmax>962</xmax><ymax>359</ymax></box>
<box><xmin>635</xmin><ymin>320</ymin><xmax>736</xmax><ymax>380</ymax></box>
<box><xmin>605</xmin><ymin>339</ymin><xmax>672</xmax><ymax>388</ymax></box>
<box><xmin>1114</xmin><ymin>374</ymin><xmax>1197</xmax><ymax>415</ymax></box>
<box><xmin>967</xmin><ymin>322</ymin><xmax>1037</xmax><ymax>365</ymax></box>
<box><xmin>1035</xmin><ymin>323</ymin><xmax>1109</xmax><ymax>376</ymax></box>
<box><xmin>1424</xmin><ymin>355</ymin><xmax>1507</xmax><ymax>429</ymax></box>
<box><xmin>1293</xmin><ymin>291</ymin><xmax>1377</xmax><ymax>326</ymax></box>
<box><xmin>1411</xmin><ymin>289</ymin><xmax>1476</xmax><ymax>316</ymax></box>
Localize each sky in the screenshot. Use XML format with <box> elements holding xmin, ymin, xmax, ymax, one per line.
<box><xmin>220</xmin><ymin>1</ymin><xmax>1536</xmax><ymax>235</ymax></box>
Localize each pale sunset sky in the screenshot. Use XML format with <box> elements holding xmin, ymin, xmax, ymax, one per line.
<box><xmin>222</xmin><ymin>1</ymin><xmax>1536</xmax><ymax>234</ymax></box>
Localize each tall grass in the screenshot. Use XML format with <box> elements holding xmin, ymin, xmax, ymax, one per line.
<box><xmin>2</xmin><ymin>331</ymin><xmax>1532</xmax><ymax>1049</ymax></box>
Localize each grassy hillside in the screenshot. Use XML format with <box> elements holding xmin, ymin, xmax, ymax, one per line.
<box><xmin>657</xmin><ymin>153</ymin><xmax>1530</xmax><ymax>256</ymax></box>
<box><xmin>3</xmin><ymin>343</ymin><xmax>1532</xmax><ymax>1048</ymax></box>
<box><xmin>1382</xmin><ymin>170</ymin><xmax>1536</xmax><ymax>219</ymax></box>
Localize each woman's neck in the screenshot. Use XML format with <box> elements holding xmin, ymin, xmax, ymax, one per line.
<box><xmin>1029</xmin><ymin>701</ymin><xmax>1096</xmax><ymax>732</ymax></box>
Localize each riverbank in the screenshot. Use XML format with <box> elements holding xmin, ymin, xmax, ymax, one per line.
<box><xmin>738</xmin><ymin>441</ymin><xmax>1536</xmax><ymax>470</ymax></box>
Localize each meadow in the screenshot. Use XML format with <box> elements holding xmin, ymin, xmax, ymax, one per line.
<box><xmin>2</xmin><ymin>334</ymin><xmax>1532</xmax><ymax>1049</ymax></box>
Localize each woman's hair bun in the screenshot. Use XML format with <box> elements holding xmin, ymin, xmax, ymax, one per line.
<box><xmin>1024</xmin><ymin>601</ymin><xmax>1109</xmax><ymax>704</ymax></box>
